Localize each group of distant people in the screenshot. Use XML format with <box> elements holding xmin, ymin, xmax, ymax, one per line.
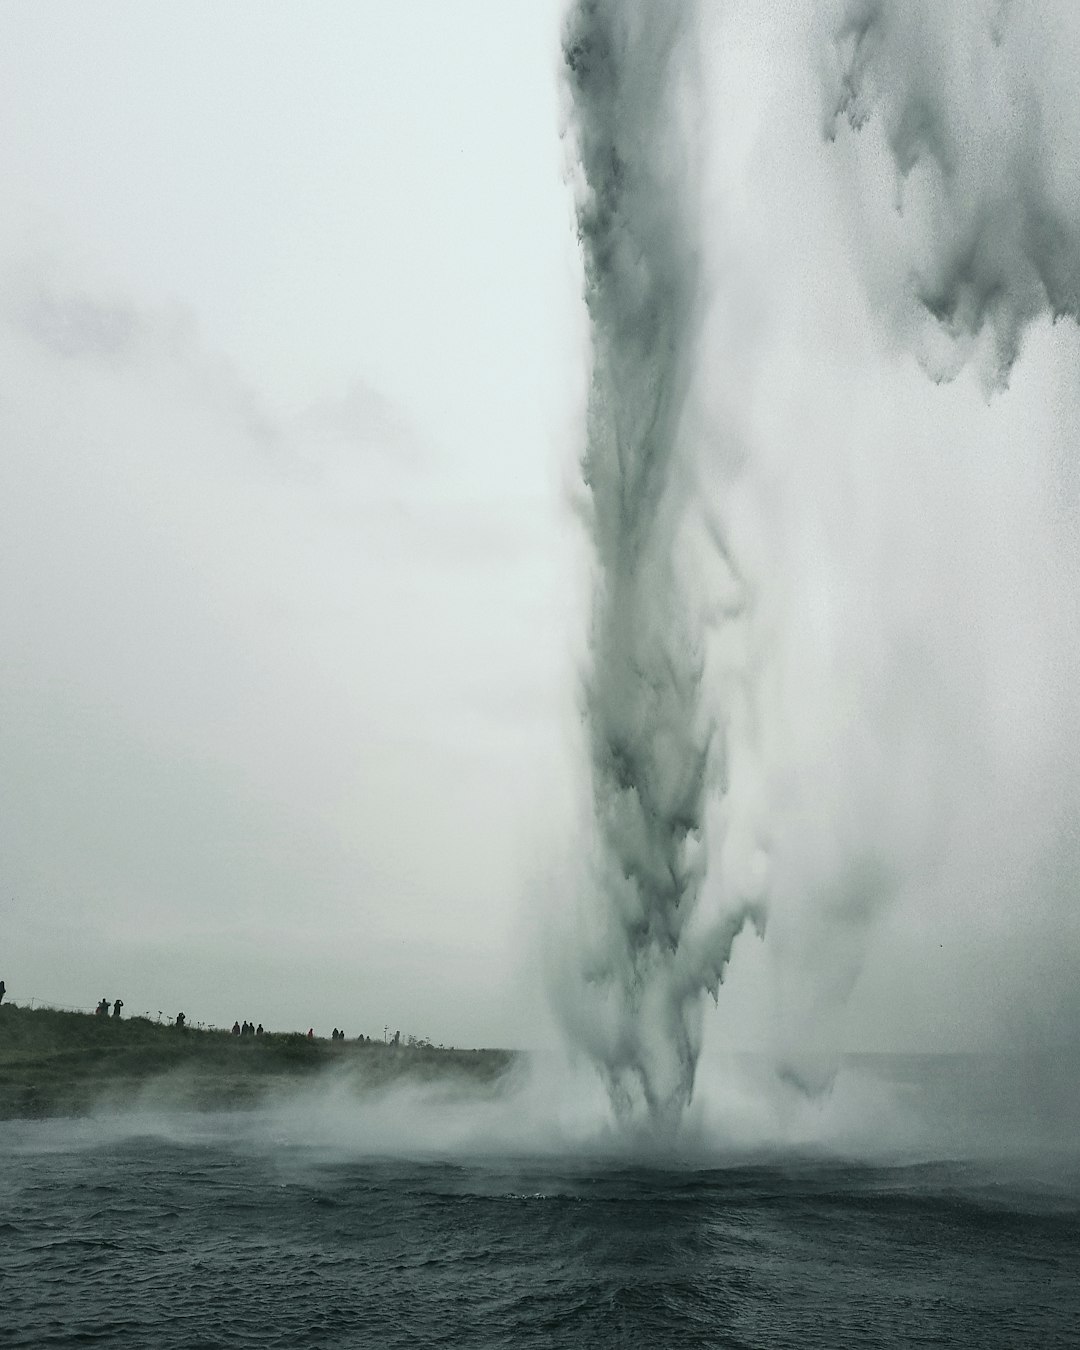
<box><xmin>0</xmin><ymin>979</ymin><xmax>397</xmax><ymax>1045</ymax></box>
<box><xmin>93</xmin><ymin>998</ymin><xmax>189</xmax><ymax>1026</ymax></box>
<box><xmin>232</xmin><ymin>1024</ymin><xmax>372</xmax><ymax>1041</ymax></box>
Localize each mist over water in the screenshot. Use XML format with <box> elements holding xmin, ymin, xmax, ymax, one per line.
<box><xmin>557</xmin><ymin>0</ymin><xmax>1080</xmax><ymax>1132</ymax></box>
<box><xmin>7</xmin><ymin>1090</ymin><xmax>1079</xmax><ymax>1350</ymax></box>
<box><xmin>7</xmin><ymin>1044</ymin><xmax>1080</xmax><ymax>1171</ymax></box>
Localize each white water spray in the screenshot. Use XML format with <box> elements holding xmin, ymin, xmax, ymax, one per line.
<box><xmin>559</xmin><ymin>0</ymin><xmax>1080</xmax><ymax>1131</ymax></box>
<box><xmin>559</xmin><ymin>0</ymin><xmax>764</xmax><ymax>1126</ymax></box>
<box><xmin>826</xmin><ymin>0</ymin><xmax>1080</xmax><ymax>389</ymax></box>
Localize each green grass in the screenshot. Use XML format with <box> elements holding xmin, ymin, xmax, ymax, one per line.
<box><xmin>0</xmin><ymin>1003</ymin><xmax>517</xmax><ymax>1119</ymax></box>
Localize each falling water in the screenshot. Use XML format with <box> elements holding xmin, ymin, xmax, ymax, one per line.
<box><xmin>561</xmin><ymin>0</ymin><xmax>763</xmax><ymax>1126</ymax></box>
<box><xmin>560</xmin><ymin>0</ymin><xmax>1080</xmax><ymax>1130</ymax></box>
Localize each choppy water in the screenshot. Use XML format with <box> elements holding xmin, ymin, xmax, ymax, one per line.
<box><xmin>4</xmin><ymin>1107</ymin><xmax>1079</xmax><ymax>1349</ymax></box>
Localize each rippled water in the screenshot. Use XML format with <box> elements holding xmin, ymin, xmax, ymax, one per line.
<box><xmin>4</xmin><ymin>1110</ymin><xmax>1079</xmax><ymax>1349</ymax></box>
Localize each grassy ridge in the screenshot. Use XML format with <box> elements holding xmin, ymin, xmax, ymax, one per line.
<box><xmin>0</xmin><ymin>1004</ymin><xmax>516</xmax><ymax>1119</ymax></box>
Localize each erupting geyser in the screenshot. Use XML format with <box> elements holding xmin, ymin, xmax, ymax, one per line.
<box><xmin>559</xmin><ymin>0</ymin><xmax>1080</xmax><ymax>1131</ymax></box>
<box><xmin>561</xmin><ymin>0</ymin><xmax>764</xmax><ymax>1126</ymax></box>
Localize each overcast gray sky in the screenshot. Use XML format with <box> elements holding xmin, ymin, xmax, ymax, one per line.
<box><xmin>4</xmin><ymin>0</ymin><xmax>1080</xmax><ymax>1062</ymax></box>
<box><xmin>1</xmin><ymin>0</ymin><xmax>582</xmax><ymax>1041</ymax></box>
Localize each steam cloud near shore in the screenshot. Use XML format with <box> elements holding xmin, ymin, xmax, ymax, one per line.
<box><xmin>558</xmin><ymin>0</ymin><xmax>1080</xmax><ymax>1127</ymax></box>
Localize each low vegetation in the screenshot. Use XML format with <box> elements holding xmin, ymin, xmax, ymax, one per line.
<box><xmin>0</xmin><ymin>1004</ymin><xmax>516</xmax><ymax>1119</ymax></box>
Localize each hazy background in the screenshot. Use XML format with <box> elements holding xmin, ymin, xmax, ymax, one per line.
<box><xmin>4</xmin><ymin>0</ymin><xmax>1079</xmax><ymax>1067</ymax></box>
<box><xmin>1</xmin><ymin>0</ymin><xmax>582</xmax><ymax>1041</ymax></box>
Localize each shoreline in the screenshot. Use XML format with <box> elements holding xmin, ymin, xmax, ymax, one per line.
<box><xmin>0</xmin><ymin>1004</ymin><xmax>517</xmax><ymax>1121</ymax></box>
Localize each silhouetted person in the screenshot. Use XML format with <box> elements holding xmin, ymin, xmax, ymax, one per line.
<box><xmin>307</xmin><ymin>1027</ymin><xmax>314</xmax><ymax>1040</ymax></box>
<box><xmin>113</xmin><ymin>999</ymin><xmax>123</xmax><ymax>1018</ymax></box>
<box><xmin>176</xmin><ymin>1011</ymin><xmax>186</xmax><ymax>1029</ymax></box>
<box><xmin>332</xmin><ymin>1027</ymin><xmax>339</xmax><ymax>1041</ymax></box>
<box><xmin>255</xmin><ymin>1023</ymin><xmax>263</xmax><ymax>1036</ymax></box>
<box><xmin>231</xmin><ymin>1020</ymin><xmax>241</xmax><ymax>1036</ymax></box>
<box><xmin>0</xmin><ymin>979</ymin><xmax>6</xmax><ymax>1004</ymax></box>
<box><xmin>96</xmin><ymin>998</ymin><xmax>109</xmax><ymax>1016</ymax></box>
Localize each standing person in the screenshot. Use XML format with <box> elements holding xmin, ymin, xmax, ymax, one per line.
<box><xmin>175</xmin><ymin>1012</ymin><xmax>186</xmax><ymax>1029</ymax></box>
<box><xmin>0</xmin><ymin>979</ymin><xmax>6</xmax><ymax>1004</ymax></box>
<box><xmin>231</xmin><ymin>1021</ymin><xmax>241</xmax><ymax>1036</ymax></box>
<box><xmin>255</xmin><ymin>1023</ymin><xmax>263</xmax><ymax>1036</ymax></box>
<box><xmin>307</xmin><ymin>1028</ymin><xmax>314</xmax><ymax>1040</ymax></box>
<box><xmin>113</xmin><ymin>998</ymin><xmax>123</xmax><ymax>1018</ymax></box>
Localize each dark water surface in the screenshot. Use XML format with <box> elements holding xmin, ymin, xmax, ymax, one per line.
<box><xmin>4</xmin><ymin>1115</ymin><xmax>1079</xmax><ymax>1349</ymax></box>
